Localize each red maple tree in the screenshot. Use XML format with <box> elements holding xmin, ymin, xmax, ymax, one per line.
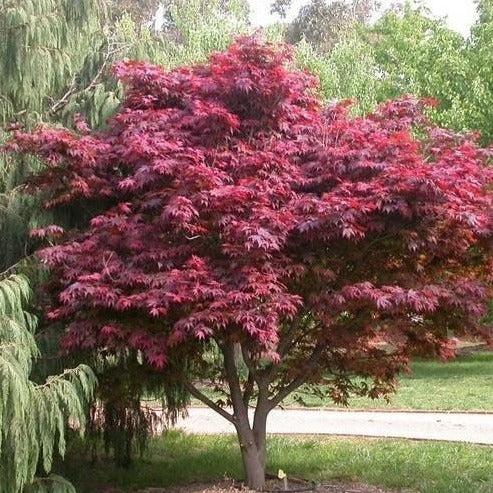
<box><xmin>9</xmin><ymin>38</ymin><xmax>493</xmax><ymax>488</ymax></box>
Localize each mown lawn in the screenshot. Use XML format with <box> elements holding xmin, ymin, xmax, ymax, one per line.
<box><xmin>65</xmin><ymin>431</ymin><xmax>493</xmax><ymax>493</ymax></box>
<box><xmin>283</xmin><ymin>352</ymin><xmax>493</xmax><ymax>411</ymax></box>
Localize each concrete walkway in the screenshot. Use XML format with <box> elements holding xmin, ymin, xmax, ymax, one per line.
<box><xmin>174</xmin><ymin>408</ymin><xmax>493</xmax><ymax>445</ymax></box>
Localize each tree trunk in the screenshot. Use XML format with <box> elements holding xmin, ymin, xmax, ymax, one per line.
<box><xmin>252</xmin><ymin>398</ymin><xmax>269</xmax><ymax>469</ymax></box>
<box><xmin>235</xmin><ymin>417</ymin><xmax>266</xmax><ymax>490</ymax></box>
<box><xmin>222</xmin><ymin>341</ymin><xmax>269</xmax><ymax>489</ymax></box>
<box><xmin>235</xmin><ymin>388</ymin><xmax>270</xmax><ymax>489</ymax></box>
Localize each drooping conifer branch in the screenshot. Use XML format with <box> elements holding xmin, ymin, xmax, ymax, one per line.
<box><xmin>0</xmin><ymin>274</ymin><xmax>96</xmax><ymax>493</ymax></box>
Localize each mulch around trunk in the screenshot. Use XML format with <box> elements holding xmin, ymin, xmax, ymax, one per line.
<box><xmin>136</xmin><ymin>479</ymin><xmax>413</xmax><ymax>492</ymax></box>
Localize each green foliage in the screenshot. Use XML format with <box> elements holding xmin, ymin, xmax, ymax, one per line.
<box><xmin>0</xmin><ymin>274</ymin><xmax>96</xmax><ymax>493</ymax></box>
<box><xmin>295</xmin><ymin>3</ymin><xmax>469</xmax><ymax>119</ymax></box>
<box><xmin>0</xmin><ymin>0</ymin><xmax>106</xmax><ymax>126</ymax></box>
<box><xmin>369</xmin><ymin>3</ymin><xmax>472</xmax><ymax>131</ymax></box>
<box><xmin>295</xmin><ymin>33</ymin><xmax>379</xmax><ymax>113</ymax></box>
<box><xmin>297</xmin><ymin>1</ymin><xmax>493</xmax><ymax>145</ymax></box>
<box><xmin>156</xmin><ymin>0</ymin><xmax>250</xmax><ymax>67</ymax></box>
<box><xmin>465</xmin><ymin>0</ymin><xmax>493</xmax><ymax>142</ymax></box>
<box><xmin>363</xmin><ymin>0</ymin><xmax>493</xmax><ymax>143</ymax></box>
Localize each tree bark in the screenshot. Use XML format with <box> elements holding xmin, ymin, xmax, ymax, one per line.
<box><xmin>222</xmin><ymin>341</ymin><xmax>268</xmax><ymax>490</ymax></box>
<box><xmin>234</xmin><ymin>413</ymin><xmax>267</xmax><ymax>490</ymax></box>
<box><xmin>252</xmin><ymin>403</ymin><xmax>268</xmax><ymax>470</ymax></box>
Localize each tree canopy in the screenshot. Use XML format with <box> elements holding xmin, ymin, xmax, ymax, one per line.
<box><xmin>277</xmin><ymin>0</ymin><xmax>377</xmax><ymax>52</ymax></box>
<box><xmin>10</xmin><ymin>37</ymin><xmax>493</xmax><ymax>488</ymax></box>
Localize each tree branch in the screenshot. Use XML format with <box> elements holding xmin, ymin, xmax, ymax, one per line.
<box><xmin>241</xmin><ymin>343</ymin><xmax>261</xmax><ymax>382</ymax></box>
<box><xmin>0</xmin><ymin>254</ymin><xmax>35</xmax><ymax>279</ymax></box>
<box><xmin>50</xmin><ymin>38</ymin><xmax>130</xmax><ymax>114</ymax></box>
<box><xmin>183</xmin><ymin>380</ymin><xmax>235</xmax><ymax>424</ymax></box>
<box><xmin>268</xmin><ymin>343</ymin><xmax>326</xmax><ymax>409</ymax></box>
<box><xmin>50</xmin><ymin>77</ymin><xmax>77</xmax><ymax>114</ymax></box>
<box><xmin>277</xmin><ymin>312</ymin><xmax>305</xmax><ymax>358</ymax></box>
<box><xmin>264</xmin><ymin>314</ymin><xmax>319</xmax><ymax>383</ymax></box>
<box><xmin>242</xmin><ymin>371</ymin><xmax>255</xmax><ymax>408</ymax></box>
<box><xmin>222</xmin><ymin>341</ymin><xmax>247</xmax><ymax>411</ymax></box>
<box><xmin>261</xmin><ymin>312</ymin><xmax>306</xmax><ymax>383</ymax></box>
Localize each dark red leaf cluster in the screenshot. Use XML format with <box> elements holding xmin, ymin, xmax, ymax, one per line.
<box><xmin>10</xmin><ymin>37</ymin><xmax>493</xmax><ymax>383</ymax></box>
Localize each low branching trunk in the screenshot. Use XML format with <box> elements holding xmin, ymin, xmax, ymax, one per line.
<box><xmin>232</xmin><ymin>393</ymin><xmax>270</xmax><ymax>489</ymax></box>
<box><xmin>234</xmin><ymin>409</ymin><xmax>267</xmax><ymax>489</ymax></box>
<box><xmin>221</xmin><ymin>339</ymin><xmax>320</xmax><ymax>489</ymax></box>
<box><xmin>222</xmin><ymin>341</ymin><xmax>271</xmax><ymax>489</ymax></box>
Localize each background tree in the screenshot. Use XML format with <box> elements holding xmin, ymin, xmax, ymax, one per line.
<box><xmin>0</xmin><ymin>0</ymin><xmax>141</xmax><ymax>466</ymax></box>
<box><xmin>107</xmin><ymin>0</ymin><xmax>161</xmax><ymax>26</ymax></box>
<box><xmin>155</xmin><ymin>0</ymin><xmax>250</xmax><ymax>67</ymax></box>
<box><xmin>465</xmin><ymin>0</ymin><xmax>493</xmax><ymax>142</ymax></box>
<box><xmin>272</xmin><ymin>0</ymin><xmax>378</xmax><ymax>52</ymax></box>
<box><xmin>12</xmin><ymin>38</ymin><xmax>493</xmax><ymax>489</ymax></box>
<box><xmin>0</xmin><ymin>274</ymin><xmax>95</xmax><ymax>493</ymax></box>
<box><xmin>368</xmin><ymin>3</ymin><xmax>473</xmax><ymax>132</ymax></box>
<box><xmin>295</xmin><ymin>1</ymin><xmax>493</xmax><ymax>145</ymax></box>
<box><xmin>296</xmin><ymin>34</ymin><xmax>380</xmax><ymax>113</ymax></box>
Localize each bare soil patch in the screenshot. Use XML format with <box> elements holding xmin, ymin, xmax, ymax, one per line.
<box><xmin>137</xmin><ymin>479</ymin><xmax>412</xmax><ymax>492</ymax></box>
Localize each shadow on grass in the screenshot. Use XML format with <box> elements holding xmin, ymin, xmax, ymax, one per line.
<box><xmin>61</xmin><ymin>431</ymin><xmax>493</xmax><ymax>493</ymax></box>
<box><xmin>60</xmin><ymin>431</ymin><xmax>243</xmax><ymax>492</ymax></box>
<box><xmin>407</xmin><ymin>352</ymin><xmax>493</xmax><ymax>380</ymax></box>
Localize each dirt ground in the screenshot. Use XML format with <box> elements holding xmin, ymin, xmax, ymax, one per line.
<box><xmin>138</xmin><ymin>479</ymin><xmax>412</xmax><ymax>492</ymax></box>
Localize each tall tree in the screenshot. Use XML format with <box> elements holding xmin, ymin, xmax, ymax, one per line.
<box><xmin>11</xmin><ymin>38</ymin><xmax>493</xmax><ymax>489</ymax></box>
<box><xmin>0</xmin><ymin>0</ymin><xmax>106</xmax><ymax>126</ymax></box>
<box><xmin>369</xmin><ymin>3</ymin><xmax>471</xmax><ymax>131</ymax></box>
<box><xmin>0</xmin><ymin>274</ymin><xmax>95</xmax><ymax>493</ymax></box>
<box><xmin>273</xmin><ymin>0</ymin><xmax>377</xmax><ymax>52</ymax></box>
<box><xmin>465</xmin><ymin>0</ymin><xmax>493</xmax><ymax>142</ymax></box>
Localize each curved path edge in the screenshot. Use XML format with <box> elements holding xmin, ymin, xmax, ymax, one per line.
<box><xmin>172</xmin><ymin>408</ymin><xmax>493</xmax><ymax>445</ymax></box>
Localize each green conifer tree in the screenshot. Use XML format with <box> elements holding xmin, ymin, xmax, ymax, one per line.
<box><xmin>0</xmin><ymin>274</ymin><xmax>96</xmax><ymax>493</ymax></box>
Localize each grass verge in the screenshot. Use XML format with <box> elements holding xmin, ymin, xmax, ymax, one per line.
<box><xmin>64</xmin><ymin>430</ymin><xmax>493</xmax><ymax>493</ymax></box>
<box><xmin>283</xmin><ymin>352</ymin><xmax>493</xmax><ymax>410</ymax></box>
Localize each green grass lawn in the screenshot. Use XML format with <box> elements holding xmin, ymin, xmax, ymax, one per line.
<box><xmin>65</xmin><ymin>431</ymin><xmax>493</xmax><ymax>493</ymax></box>
<box><xmin>281</xmin><ymin>351</ymin><xmax>493</xmax><ymax>411</ymax></box>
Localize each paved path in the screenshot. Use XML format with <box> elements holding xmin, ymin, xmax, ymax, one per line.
<box><xmin>174</xmin><ymin>408</ymin><xmax>493</xmax><ymax>444</ymax></box>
